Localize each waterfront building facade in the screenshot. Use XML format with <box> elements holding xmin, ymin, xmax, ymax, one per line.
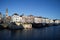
<box><xmin>42</xmin><ymin>18</ymin><xmax>46</xmax><ymax>24</ymax></box>
<box><xmin>0</xmin><ymin>12</ymin><xmax>2</xmax><ymax>20</ymax></box>
<box><xmin>22</xmin><ymin>16</ymin><xmax>27</xmax><ymax>23</ymax></box>
<box><xmin>0</xmin><ymin>12</ymin><xmax>3</xmax><ymax>24</ymax></box>
<box><xmin>6</xmin><ymin>16</ymin><xmax>11</xmax><ymax>23</ymax></box>
<box><xmin>34</xmin><ymin>16</ymin><xmax>42</xmax><ymax>23</ymax></box>
<box><xmin>55</xmin><ymin>20</ymin><xmax>60</xmax><ymax>24</ymax></box>
<box><xmin>59</xmin><ymin>20</ymin><xmax>60</xmax><ymax>24</ymax></box>
<box><xmin>11</xmin><ymin>13</ymin><xmax>21</xmax><ymax>23</ymax></box>
<box><xmin>50</xmin><ymin>19</ymin><xmax>54</xmax><ymax>24</ymax></box>
<box><xmin>45</xmin><ymin>18</ymin><xmax>50</xmax><ymax>24</ymax></box>
<box><xmin>22</xmin><ymin>15</ymin><xmax>34</xmax><ymax>23</ymax></box>
<box><xmin>27</xmin><ymin>15</ymin><xmax>34</xmax><ymax>23</ymax></box>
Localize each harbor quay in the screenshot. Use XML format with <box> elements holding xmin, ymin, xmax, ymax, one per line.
<box><xmin>0</xmin><ymin>9</ymin><xmax>60</xmax><ymax>29</ymax></box>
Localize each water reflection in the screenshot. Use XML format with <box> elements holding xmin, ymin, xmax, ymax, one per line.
<box><xmin>0</xmin><ymin>26</ymin><xmax>60</xmax><ymax>40</ymax></box>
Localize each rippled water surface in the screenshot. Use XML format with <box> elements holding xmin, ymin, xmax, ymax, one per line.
<box><xmin>0</xmin><ymin>26</ymin><xmax>60</xmax><ymax>40</ymax></box>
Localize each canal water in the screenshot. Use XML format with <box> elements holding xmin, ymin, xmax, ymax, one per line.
<box><xmin>0</xmin><ymin>26</ymin><xmax>60</xmax><ymax>40</ymax></box>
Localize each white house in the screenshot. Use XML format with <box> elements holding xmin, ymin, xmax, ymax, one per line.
<box><xmin>22</xmin><ymin>16</ymin><xmax>27</xmax><ymax>23</ymax></box>
<box><xmin>21</xmin><ymin>15</ymin><xmax>34</xmax><ymax>23</ymax></box>
<box><xmin>49</xmin><ymin>19</ymin><xmax>54</xmax><ymax>23</ymax></box>
<box><xmin>27</xmin><ymin>15</ymin><xmax>34</xmax><ymax>23</ymax></box>
<box><xmin>21</xmin><ymin>15</ymin><xmax>33</xmax><ymax>29</ymax></box>
<box><xmin>11</xmin><ymin>13</ymin><xmax>21</xmax><ymax>23</ymax></box>
<box><xmin>42</xmin><ymin>18</ymin><xmax>46</xmax><ymax>24</ymax></box>
<box><xmin>45</xmin><ymin>18</ymin><xmax>50</xmax><ymax>24</ymax></box>
<box><xmin>55</xmin><ymin>20</ymin><xmax>60</xmax><ymax>24</ymax></box>
<box><xmin>34</xmin><ymin>17</ymin><xmax>42</xmax><ymax>23</ymax></box>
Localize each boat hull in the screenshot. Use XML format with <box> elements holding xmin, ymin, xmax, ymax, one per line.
<box><xmin>32</xmin><ymin>23</ymin><xmax>43</xmax><ymax>28</ymax></box>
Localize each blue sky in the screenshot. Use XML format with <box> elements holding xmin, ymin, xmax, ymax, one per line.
<box><xmin>0</xmin><ymin>0</ymin><xmax>60</xmax><ymax>19</ymax></box>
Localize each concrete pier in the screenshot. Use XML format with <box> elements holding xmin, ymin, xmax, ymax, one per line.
<box><xmin>22</xmin><ymin>23</ymin><xmax>32</xmax><ymax>29</ymax></box>
<box><xmin>15</xmin><ymin>22</ymin><xmax>32</xmax><ymax>29</ymax></box>
<box><xmin>0</xmin><ymin>23</ymin><xmax>8</xmax><ymax>28</ymax></box>
<box><xmin>15</xmin><ymin>22</ymin><xmax>21</xmax><ymax>26</ymax></box>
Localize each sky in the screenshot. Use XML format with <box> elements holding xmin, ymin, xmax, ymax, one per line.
<box><xmin>0</xmin><ymin>0</ymin><xmax>60</xmax><ymax>19</ymax></box>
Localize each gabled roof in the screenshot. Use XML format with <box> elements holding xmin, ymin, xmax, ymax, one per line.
<box><xmin>12</xmin><ymin>13</ymin><xmax>19</xmax><ymax>16</ymax></box>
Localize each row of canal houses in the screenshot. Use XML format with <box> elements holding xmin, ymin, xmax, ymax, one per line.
<box><xmin>11</xmin><ymin>13</ymin><xmax>60</xmax><ymax>28</ymax></box>
<box><xmin>0</xmin><ymin>12</ymin><xmax>60</xmax><ymax>28</ymax></box>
